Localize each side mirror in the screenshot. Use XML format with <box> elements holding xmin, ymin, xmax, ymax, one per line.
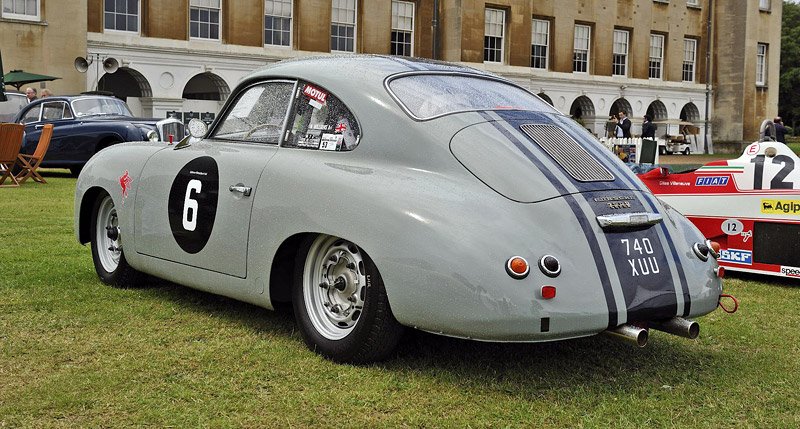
<box><xmin>188</xmin><ymin>118</ymin><xmax>208</xmax><ymax>139</ymax></box>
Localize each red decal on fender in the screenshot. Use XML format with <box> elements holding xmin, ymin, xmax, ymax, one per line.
<box><xmin>119</xmin><ymin>170</ymin><xmax>133</xmax><ymax>203</ymax></box>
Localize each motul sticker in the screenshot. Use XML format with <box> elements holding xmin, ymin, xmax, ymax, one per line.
<box><xmin>761</xmin><ymin>199</ymin><xmax>800</xmax><ymax>215</ymax></box>
<box><xmin>303</xmin><ymin>84</ymin><xmax>328</xmax><ymax>109</ymax></box>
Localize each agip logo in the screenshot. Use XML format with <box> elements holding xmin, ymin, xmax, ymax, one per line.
<box><xmin>761</xmin><ymin>199</ymin><xmax>800</xmax><ymax>215</ymax></box>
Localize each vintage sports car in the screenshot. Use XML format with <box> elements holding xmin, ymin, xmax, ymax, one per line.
<box><xmin>639</xmin><ymin>129</ymin><xmax>800</xmax><ymax>278</ymax></box>
<box><xmin>74</xmin><ymin>56</ymin><xmax>725</xmax><ymax>363</ymax></box>
<box><xmin>14</xmin><ymin>95</ymin><xmax>183</xmax><ymax>175</ymax></box>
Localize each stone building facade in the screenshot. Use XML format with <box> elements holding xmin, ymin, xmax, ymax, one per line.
<box><xmin>1</xmin><ymin>0</ymin><xmax>783</xmax><ymax>145</ymax></box>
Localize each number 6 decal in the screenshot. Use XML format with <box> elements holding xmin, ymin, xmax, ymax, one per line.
<box><xmin>182</xmin><ymin>179</ymin><xmax>202</xmax><ymax>231</ymax></box>
<box><xmin>168</xmin><ymin>157</ymin><xmax>219</xmax><ymax>254</ymax></box>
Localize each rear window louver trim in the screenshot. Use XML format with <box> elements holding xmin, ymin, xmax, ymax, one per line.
<box><xmin>520</xmin><ymin>124</ymin><xmax>615</xmax><ymax>182</ymax></box>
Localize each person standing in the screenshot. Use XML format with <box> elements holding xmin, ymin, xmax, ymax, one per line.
<box><xmin>40</xmin><ymin>89</ymin><xmax>52</xmax><ymax>98</ymax></box>
<box><xmin>774</xmin><ymin>117</ymin><xmax>787</xmax><ymax>143</ymax></box>
<box><xmin>25</xmin><ymin>87</ymin><xmax>37</xmax><ymax>103</ymax></box>
<box><xmin>618</xmin><ymin>110</ymin><xmax>632</xmax><ymax>138</ymax></box>
<box><xmin>641</xmin><ymin>114</ymin><xmax>656</xmax><ymax>139</ymax></box>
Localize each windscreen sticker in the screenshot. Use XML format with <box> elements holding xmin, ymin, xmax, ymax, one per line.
<box><xmin>119</xmin><ymin>170</ymin><xmax>133</xmax><ymax>204</ymax></box>
<box><xmin>303</xmin><ymin>84</ymin><xmax>328</xmax><ymax>110</ymax></box>
<box><xmin>297</xmin><ymin>131</ymin><xmax>322</xmax><ymax>149</ymax></box>
<box><xmin>336</xmin><ymin>118</ymin><xmax>357</xmax><ymax>149</ymax></box>
<box><xmin>167</xmin><ymin>156</ymin><xmax>219</xmax><ymax>254</ymax></box>
<box><xmin>320</xmin><ymin>133</ymin><xmax>343</xmax><ymax>151</ymax></box>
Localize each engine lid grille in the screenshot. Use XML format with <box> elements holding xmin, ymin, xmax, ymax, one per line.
<box><xmin>519</xmin><ymin>123</ymin><xmax>614</xmax><ymax>182</ymax></box>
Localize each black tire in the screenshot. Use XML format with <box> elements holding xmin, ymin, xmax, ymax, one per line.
<box><xmin>658</xmin><ymin>146</ymin><xmax>667</xmax><ymax>156</ymax></box>
<box><xmin>292</xmin><ymin>235</ymin><xmax>403</xmax><ymax>364</ymax></box>
<box><xmin>682</xmin><ymin>147</ymin><xmax>691</xmax><ymax>155</ymax></box>
<box><xmin>90</xmin><ymin>192</ymin><xmax>141</xmax><ymax>288</ymax></box>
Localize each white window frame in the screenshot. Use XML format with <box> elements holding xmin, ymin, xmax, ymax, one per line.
<box><xmin>189</xmin><ymin>0</ymin><xmax>222</xmax><ymax>41</ymax></box>
<box><xmin>756</xmin><ymin>43</ymin><xmax>768</xmax><ymax>86</ymax></box>
<box><xmin>686</xmin><ymin>0</ymin><xmax>700</xmax><ymax>7</ymax></box>
<box><xmin>1</xmin><ymin>0</ymin><xmax>40</xmax><ymax>21</ymax></box>
<box><xmin>484</xmin><ymin>8</ymin><xmax>505</xmax><ymax>64</ymax></box>
<box><xmin>682</xmin><ymin>38</ymin><xmax>697</xmax><ymax>82</ymax></box>
<box><xmin>265</xmin><ymin>0</ymin><xmax>292</xmax><ymax>47</ymax></box>
<box><xmin>104</xmin><ymin>0</ymin><xmax>140</xmax><ymax>33</ymax></box>
<box><xmin>649</xmin><ymin>34</ymin><xmax>664</xmax><ymax>80</ymax></box>
<box><xmin>391</xmin><ymin>0</ymin><xmax>414</xmax><ymax>57</ymax></box>
<box><xmin>331</xmin><ymin>0</ymin><xmax>357</xmax><ymax>53</ymax></box>
<box><xmin>531</xmin><ymin>18</ymin><xmax>550</xmax><ymax>70</ymax></box>
<box><xmin>573</xmin><ymin>24</ymin><xmax>591</xmax><ymax>73</ymax></box>
<box><xmin>612</xmin><ymin>29</ymin><xmax>629</xmax><ymax>77</ymax></box>
<box><xmin>759</xmin><ymin>0</ymin><xmax>771</xmax><ymax>11</ymax></box>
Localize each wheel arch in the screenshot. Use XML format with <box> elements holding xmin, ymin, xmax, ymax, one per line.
<box><xmin>78</xmin><ymin>186</ymin><xmax>110</xmax><ymax>244</ymax></box>
<box><xmin>95</xmin><ymin>135</ymin><xmax>122</xmax><ymax>153</ymax></box>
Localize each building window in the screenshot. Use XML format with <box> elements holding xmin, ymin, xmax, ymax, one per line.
<box><xmin>612</xmin><ymin>29</ymin><xmax>629</xmax><ymax>76</ymax></box>
<box><xmin>756</xmin><ymin>43</ymin><xmax>768</xmax><ymax>86</ymax></box>
<box><xmin>104</xmin><ymin>0</ymin><xmax>139</xmax><ymax>32</ymax></box>
<box><xmin>190</xmin><ymin>0</ymin><xmax>220</xmax><ymax>40</ymax></box>
<box><xmin>759</xmin><ymin>0</ymin><xmax>770</xmax><ymax>11</ymax></box>
<box><xmin>1</xmin><ymin>0</ymin><xmax>39</xmax><ymax>20</ymax></box>
<box><xmin>682</xmin><ymin>38</ymin><xmax>697</xmax><ymax>82</ymax></box>
<box><xmin>687</xmin><ymin>0</ymin><xmax>700</xmax><ymax>6</ymax></box>
<box><xmin>265</xmin><ymin>0</ymin><xmax>292</xmax><ymax>46</ymax></box>
<box><xmin>331</xmin><ymin>0</ymin><xmax>356</xmax><ymax>52</ymax></box>
<box><xmin>484</xmin><ymin>8</ymin><xmax>505</xmax><ymax>63</ymax></box>
<box><xmin>573</xmin><ymin>24</ymin><xmax>590</xmax><ymax>73</ymax></box>
<box><xmin>649</xmin><ymin>34</ymin><xmax>664</xmax><ymax>79</ymax></box>
<box><xmin>391</xmin><ymin>1</ymin><xmax>414</xmax><ymax>56</ymax></box>
<box><xmin>531</xmin><ymin>19</ymin><xmax>550</xmax><ymax>69</ymax></box>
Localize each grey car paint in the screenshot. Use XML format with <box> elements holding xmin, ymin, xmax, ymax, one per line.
<box><xmin>75</xmin><ymin>55</ymin><xmax>722</xmax><ymax>344</ymax></box>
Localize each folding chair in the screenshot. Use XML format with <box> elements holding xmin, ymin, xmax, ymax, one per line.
<box><xmin>0</xmin><ymin>123</ymin><xmax>25</xmax><ymax>188</ymax></box>
<box><xmin>16</xmin><ymin>123</ymin><xmax>53</xmax><ymax>184</ymax></box>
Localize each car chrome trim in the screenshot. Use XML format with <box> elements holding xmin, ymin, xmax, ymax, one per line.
<box><xmin>519</xmin><ymin>123</ymin><xmax>615</xmax><ymax>182</ymax></box>
<box><xmin>596</xmin><ymin>212</ymin><xmax>663</xmax><ymax>229</ymax></box>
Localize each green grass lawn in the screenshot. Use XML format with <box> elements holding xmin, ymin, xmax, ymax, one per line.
<box><xmin>2</xmin><ymin>173</ymin><xmax>800</xmax><ymax>427</ymax></box>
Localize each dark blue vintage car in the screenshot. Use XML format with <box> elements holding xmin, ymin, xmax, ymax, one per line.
<box><xmin>13</xmin><ymin>95</ymin><xmax>184</xmax><ymax>175</ymax></box>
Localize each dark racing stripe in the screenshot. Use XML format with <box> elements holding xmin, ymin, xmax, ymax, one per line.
<box><xmin>478</xmin><ymin>111</ymin><xmax>619</xmax><ymax>328</ymax></box>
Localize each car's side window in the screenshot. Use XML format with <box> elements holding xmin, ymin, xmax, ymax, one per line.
<box><xmin>21</xmin><ymin>106</ymin><xmax>41</xmax><ymax>124</ymax></box>
<box><xmin>283</xmin><ymin>82</ymin><xmax>361</xmax><ymax>152</ymax></box>
<box><xmin>41</xmin><ymin>102</ymin><xmax>72</xmax><ymax>121</ymax></box>
<box><xmin>212</xmin><ymin>81</ymin><xmax>295</xmax><ymax>144</ymax></box>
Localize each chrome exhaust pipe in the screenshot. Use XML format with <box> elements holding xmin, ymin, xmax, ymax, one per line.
<box><xmin>603</xmin><ymin>324</ymin><xmax>649</xmax><ymax>348</ymax></box>
<box><xmin>649</xmin><ymin>317</ymin><xmax>700</xmax><ymax>340</ymax></box>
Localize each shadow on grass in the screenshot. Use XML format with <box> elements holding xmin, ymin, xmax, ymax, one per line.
<box><xmin>130</xmin><ymin>276</ymin><xmax>726</xmax><ymax>397</ymax></box>
<box><xmin>724</xmin><ymin>270</ymin><xmax>800</xmax><ymax>288</ymax></box>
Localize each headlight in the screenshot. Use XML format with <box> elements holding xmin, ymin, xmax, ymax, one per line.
<box><xmin>147</xmin><ymin>130</ymin><xmax>158</xmax><ymax>141</ymax></box>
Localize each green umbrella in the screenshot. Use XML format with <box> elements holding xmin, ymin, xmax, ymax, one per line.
<box><xmin>3</xmin><ymin>69</ymin><xmax>60</xmax><ymax>91</ymax></box>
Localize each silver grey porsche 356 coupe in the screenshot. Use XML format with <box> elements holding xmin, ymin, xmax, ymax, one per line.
<box><xmin>75</xmin><ymin>55</ymin><xmax>726</xmax><ymax>363</ymax></box>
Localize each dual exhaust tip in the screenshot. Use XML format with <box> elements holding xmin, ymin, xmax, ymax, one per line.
<box><xmin>603</xmin><ymin>317</ymin><xmax>700</xmax><ymax>347</ymax></box>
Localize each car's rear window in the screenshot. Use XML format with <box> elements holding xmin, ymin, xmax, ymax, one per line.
<box><xmin>387</xmin><ymin>74</ymin><xmax>557</xmax><ymax>120</ymax></box>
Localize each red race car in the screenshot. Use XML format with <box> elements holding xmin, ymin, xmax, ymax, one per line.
<box><xmin>639</xmin><ymin>129</ymin><xmax>800</xmax><ymax>278</ymax></box>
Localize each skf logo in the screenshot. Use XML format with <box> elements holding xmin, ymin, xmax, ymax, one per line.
<box><xmin>718</xmin><ymin>249</ymin><xmax>752</xmax><ymax>265</ymax></box>
<box><xmin>696</xmin><ymin>176</ymin><xmax>729</xmax><ymax>186</ymax></box>
<box><xmin>761</xmin><ymin>199</ymin><xmax>800</xmax><ymax>215</ymax></box>
<box><xmin>781</xmin><ymin>266</ymin><xmax>800</xmax><ymax>277</ymax></box>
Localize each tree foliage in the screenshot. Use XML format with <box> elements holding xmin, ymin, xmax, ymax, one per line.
<box><xmin>780</xmin><ymin>1</ymin><xmax>800</xmax><ymax>130</ymax></box>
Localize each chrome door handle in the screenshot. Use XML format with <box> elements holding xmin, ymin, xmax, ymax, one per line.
<box><xmin>229</xmin><ymin>184</ymin><xmax>252</xmax><ymax>197</ymax></box>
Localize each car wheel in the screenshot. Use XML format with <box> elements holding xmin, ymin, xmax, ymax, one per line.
<box><xmin>682</xmin><ymin>148</ymin><xmax>691</xmax><ymax>155</ymax></box>
<box><xmin>90</xmin><ymin>192</ymin><xmax>141</xmax><ymax>288</ymax></box>
<box><xmin>659</xmin><ymin>147</ymin><xmax>667</xmax><ymax>155</ymax></box>
<box><xmin>293</xmin><ymin>234</ymin><xmax>403</xmax><ymax>363</ymax></box>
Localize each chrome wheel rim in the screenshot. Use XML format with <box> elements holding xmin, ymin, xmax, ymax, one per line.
<box><xmin>303</xmin><ymin>236</ymin><xmax>367</xmax><ymax>340</ymax></box>
<box><xmin>96</xmin><ymin>195</ymin><xmax>122</xmax><ymax>273</ymax></box>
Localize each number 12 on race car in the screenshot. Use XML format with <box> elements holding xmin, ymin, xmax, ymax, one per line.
<box><xmin>183</xmin><ymin>179</ymin><xmax>201</xmax><ymax>231</ymax></box>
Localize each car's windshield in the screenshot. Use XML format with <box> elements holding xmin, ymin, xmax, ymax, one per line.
<box><xmin>388</xmin><ymin>73</ymin><xmax>558</xmax><ymax>120</ymax></box>
<box><xmin>71</xmin><ymin>98</ymin><xmax>133</xmax><ymax>117</ymax></box>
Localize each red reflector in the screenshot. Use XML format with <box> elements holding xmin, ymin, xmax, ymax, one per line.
<box><xmin>541</xmin><ymin>285</ymin><xmax>556</xmax><ymax>299</ymax></box>
<box><xmin>709</xmin><ymin>241</ymin><xmax>721</xmax><ymax>254</ymax></box>
<box><xmin>716</xmin><ymin>266</ymin><xmax>725</xmax><ymax>278</ymax></box>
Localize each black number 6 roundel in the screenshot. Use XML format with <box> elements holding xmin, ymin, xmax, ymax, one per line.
<box><xmin>168</xmin><ymin>156</ymin><xmax>219</xmax><ymax>254</ymax></box>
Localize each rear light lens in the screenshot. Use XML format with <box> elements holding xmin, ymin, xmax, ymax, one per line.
<box><xmin>541</xmin><ymin>285</ymin><xmax>556</xmax><ymax>299</ymax></box>
<box><xmin>716</xmin><ymin>266</ymin><xmax>725</xmax><ymax>278</ymax></box>
<box><xmin>538</xmin><ymin>255</ymin><xmax>561</xmax><ymax>277</ymax></box>
<box><xmin>707</xmin><ymin>240</ymin><xmax>721</xmax><ymax>259</ymax></box>
<box><xmin>506</xmin><ymin>256</ymin><xmax>529</xmax><ymax>279</ymax></box>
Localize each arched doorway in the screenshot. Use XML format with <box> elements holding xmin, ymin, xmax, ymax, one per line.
<box><xmin>680</xmin><ymin>102</ymin><xmax>701</xmax><ymax>122</ymax></box>
<box><xmin>569</xmin><ymin>95</ymin><xmax>595</xmax><ymax>120</ymax></box>
<box><xmin>97</xmin><ymin>67</ymin><xmax>153</xmax><ymax>100</ymax></box>
<box><xmin>646</xmin><ymin>100</ymin><xmax>668</xmax><ymax>121</ymax></box>
<box><xmin>537</xmin><ymin>93</ymin><xmax>553</xmax><ymax>106</ymax></box>
<box><xmin>182</xmin><ymin>72</ymin><xmax>231</xmax><ymax>101</ymax></box>
<box><xmin>609</xmin><ymin>98</ymin><xmax>633</xmax><ymax>117</ymax></box>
